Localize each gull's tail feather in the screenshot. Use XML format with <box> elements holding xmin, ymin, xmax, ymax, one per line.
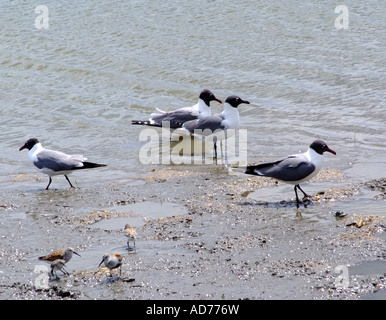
<box><xmin>81</xmin><ymin>162</ymin><xmax>107</xmax><ymax>169</ymax></box>
<box><xmin>131</xmin><ymin>120</ymin><xmax>152</xmax><ymax>126</ymax></box>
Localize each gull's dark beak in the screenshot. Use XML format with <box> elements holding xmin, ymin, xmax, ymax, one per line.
<box><xmin>327</xmin><ymin>147</ymin><xmax>336</xmax><ymax>155</ymax></box>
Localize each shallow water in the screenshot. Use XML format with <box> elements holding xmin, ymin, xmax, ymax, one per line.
<box><xmin>0</xmin><ymin>1</ymin><xmax>385</xmax><ymax>299</ymax></box>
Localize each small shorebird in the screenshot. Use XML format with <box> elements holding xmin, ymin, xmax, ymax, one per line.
<box><xmin>50</xmin><ymin>259</ymin><xmax>69</xmax><ymax>277</ymax></box>
<box><xmin>245</xmin><ymin>140</ymin><xmax>336</xmax><ymax>205</ymax></box>
<box><xmin>19</xmin><ymin>138</ymin><xmax>107</xmax><ymax>190</ymax></box>
<box><xmin>39</xmin><ymin>247</ymin><xmax>81</xmax><ymax>263</ymax></box>
<box><xmin>124</xmin><ymin>223</ymin><xmax>137</xmax><ymax>250</ymax></box>
<box><xmin>98</xmin><ymin>253</ymin><xmax>123</xmax><ymax>277</ymax></box>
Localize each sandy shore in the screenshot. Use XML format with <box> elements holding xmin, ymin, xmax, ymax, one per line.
<box><xmin>0</xmin><ymin>167</ymin><xmax>385</xmax><ymax>300</ymax></box>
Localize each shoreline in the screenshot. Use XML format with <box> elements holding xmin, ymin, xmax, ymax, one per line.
<box><xmin>0</xmin><ymin>167</ymin><xmax>385</xmax><ymax>299</ymax></box>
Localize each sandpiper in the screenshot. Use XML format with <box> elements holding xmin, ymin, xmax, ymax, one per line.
<box><xmin>124</xmin><ymin>223</ymin><xmax>137</xmax><ymax>250</ymax></box>
<box><xmin>50</xmin><ymin>259</ymin><xmax>68</xmax><ymax>277</ymax></box>
<box><xmin>39</xmin><ymin>247</ymin><xmax>81</xmax><ymax>263</ymax></box>
<box><xmin>98</xmin><ymin>253</ymin><xmax>123</xmax><ymax>277</ymax></box>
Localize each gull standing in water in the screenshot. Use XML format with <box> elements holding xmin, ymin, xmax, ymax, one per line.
<box><xmin>131</xmin><ymin>89</ymin><xmax>222</xmax><ymax>128</ymax></box>
<box><xmin>181</xmin><ymin>95</ymin><xmax>250</xmax><ymax>159</ymax></box>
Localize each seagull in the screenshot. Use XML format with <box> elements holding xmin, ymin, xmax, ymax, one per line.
<box><xmin>98</xmin><ymin>253</ymin><xmax>123</xmax><ymax>277</ymax></box>
<box><xmin>245</xmin><ymin>140</ymin><xmax>336</xmax><ymax>205</ymax></box>
<box><xmin>131</xmin><ymin>89</ymin><xmax>222</xmax><ymax>128</ymax></box>
<box><xmin>39</xmin><ymin>247</ymin><xmax>81</xmax><ymax>263</ymax></box>
<box><xmin>19</xmin><ymin>138</ymin><xmax>107</xmax><ymax>190</ymax></box>
<box><xmin>124</xmin><ymin>223</ymin><xmax>137</xmax><ymax>251</ymax></box>
<box><xmin>181</xmin><ymin>95</ymin><xmax>250</xmax><ymax>158</ymax></box>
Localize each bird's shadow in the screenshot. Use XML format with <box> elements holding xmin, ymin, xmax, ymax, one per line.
<box><xmin>48</xmin><ymin>273</ymin><xmax>67</xmax><ymax>282</ymax></box>
<box><xmin>239</xmin><ymin>198</ymin><xmax>313</xmax><ymax>209</ymax></box>
<box><xmin>99</xmin><ymin>276</ymin><xmax>135</xmax><ymax>285</ymax></box>
<box><xmin>127</xmin><ymin>246</ymin><xmax>136</xmax><ymax>253</ymax></box>
<box><xmin>100</xmin><ymin>275</ymin><xmax>121</xmax><ymax>284</ymax></box>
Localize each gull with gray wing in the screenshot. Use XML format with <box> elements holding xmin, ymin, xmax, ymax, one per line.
<box><xmin>181</xmin><ymin>95</ymin><xmax>250</xmax><ymax>158</ymax></box>
<box><xmin>245</xmin><ymin>140</ymin><xmax>336</xmax><ymax>204</ymax></box>
<box><xmin>131</xmin><ymin>89</ymin><xmax>222</xmax><ymax>128</ymax></box>
<box><xmin>19</xmin><ymin>138</ymin><xmax>107</xmax><ymax>190</ymax></box>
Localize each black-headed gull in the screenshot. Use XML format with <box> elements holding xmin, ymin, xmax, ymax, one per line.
<box><xmin>19</xmin><ymin>138</ymin><xmax>107</xmax><ymax>190</ymax></box>
<box><xmin>131</xmin><ymin>89</ymin><xmax>222</xmax><ymax>128</ymax></box>
<box><xmin>245</xmin><ymin>140</ymin><xmax>336</xmax><ymax>204</ymax></box>
<box><xmin>181</xmin><ymin>95</ymin><xmax>250</xmax><ymax>158</ymax></box>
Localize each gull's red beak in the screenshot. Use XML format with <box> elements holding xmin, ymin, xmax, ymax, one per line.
<box><xmin>327</xmin><ymin>147</ymin><xmax>336</xmax><ymax>155</ymax></box>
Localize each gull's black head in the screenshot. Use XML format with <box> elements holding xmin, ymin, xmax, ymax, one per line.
<box><xmin>19</xmin><ymin>138</ymin><xmax>39</xmax><ymax>151</ymax></box>
<box><xmin>310</xmin><ymin>140</ymin><xmax>336</xmax><ymax>155</ymax></box>
<box><xmin>199</xmin><ymin>89</ymin><xmax>222</xmax><ymax>106</ymax></box>
<box><xmin>225</xmin><ymin>95</ymin><xmax>250</xmax><ymax>108</ymax></box>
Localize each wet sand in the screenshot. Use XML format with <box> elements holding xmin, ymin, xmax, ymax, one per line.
<box><xmin>0</xmin><ymin>167</ymin><xmax>385</xmax><ymax>300</ymax></box>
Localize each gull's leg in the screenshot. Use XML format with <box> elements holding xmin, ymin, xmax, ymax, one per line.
<box><xmin>65</xmin><ymin>175</ymin><xmax>75</xmax><ymax>188</ymax></box>
<box><xmin>45</xmin><ymin>177</ymin><xmax>52</xmax><ymax>190</ymax></box>
<box><xmin>297</xmin><ymin>184</ymin><xmax>311</xmax><ymax>199</ymax></box>
<box><xmin>294</xmin><ymin>185</ymin><xmax>301</xmax><ymax>204</ymax></box>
